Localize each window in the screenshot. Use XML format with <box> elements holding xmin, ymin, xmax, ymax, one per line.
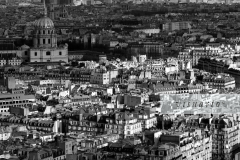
<box><xmin>25</xmin><ymin>51</ymin><xmax>27</xmax><ymax>56</ymax></box>
<box><xmin>46</xmin><ymin>51</ymin><xmax>51</xmax><ymax>56</ymax></box>
<box><xmin>43</xmin><ymin>39</ymin><xmax>45</xmax><ymax>44</ymax></box>
<box><xmin>48</xmin><ymin>39</ymin><xmax>50</xmax><ymax>44</ymax></box>
<box><xmin>35</xmin><ymin>52</ymin><xmax>37</xmax><ymax>56</ymax></box>
<box><xmin>59</xmin><ymin>52</ymin><xmax>62</xmax><ymax>55</ymax></box>
<box><xmin>43</xmin><ymin>30</ymin><xmax>45</xmax><ymax>34</ymax></box>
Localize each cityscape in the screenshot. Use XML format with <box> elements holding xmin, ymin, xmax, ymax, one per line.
<box><xmin>2</xmin><ymin>0</ymin><xmax>240</xmax><ymax>160</ymax></box>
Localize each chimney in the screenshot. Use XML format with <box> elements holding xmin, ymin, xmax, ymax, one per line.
<box><xmin>142</xmin><ymin>132</ymin><xmax>145</xmax><ymax>143</ymax></box>
<box><xmin>97</xmin><ymin>114</ymin><xmax>101</xmax><ymax>122</ymax></box>
<box><xmin>79</xmin><ymin>113</ymin><xmax>83</xmax><ymax>122</ymax></box>
<box><xmin>162</xmin><ymin>115</ymin><xmax>164</xmax><ymax>130</ymax></box>
<box><xmin>162</xmin><ymin>119</ymin><xmax>164</xmax><ymax>130</ymax></box>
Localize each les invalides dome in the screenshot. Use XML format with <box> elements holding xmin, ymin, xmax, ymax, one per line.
<box><xmin>33</xmin><ymin>1</ymin><xmax>54</xmax><ymax>29</ymax></box>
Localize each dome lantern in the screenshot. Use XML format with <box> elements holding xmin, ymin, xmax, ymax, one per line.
<box><xmin>33</xmin><ymin>0</ymin><xmax>54</xmax><ymax>29</ymax></box>
<box><xmin>43</xmin><ymin>0</ymin><xmax>47</xmax><ymax>17</ymax></box>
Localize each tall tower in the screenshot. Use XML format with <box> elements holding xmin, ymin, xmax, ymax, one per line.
<box><xmin>49</xmin><ymin>4</ymin><xmax>55</xmax><ymax>20</ymax></box>
<box><xmin>61</xmin><ymin>5</ymin><xmax>68</xmax><ymax>18</ymax></box>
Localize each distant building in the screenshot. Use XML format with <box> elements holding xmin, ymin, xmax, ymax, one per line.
<box><xmin>9</xmin><ymin>106</ymin><xmax>30</xmax><ymax>117</ymax></box>
<box><xmin>29</xmin><ymin>148</ymin><xmax>53</xmax><ymax>160</ymax></box>
<box><xmin>42</xmin><ymin>0</ymin><xmax>73</xmax><ymax>5</ymax></box>
<box><xmin>0</xmin><ymin>91</ymin><xmax>34</xmax><ymax>114</ymax></box>
<box><xmin>90</xmin><ymin>69</ymin><xmax>110</xmax><ymax>85</ymax></box>
<box><xmin>160</xmin><ymin>22</ymin><xmax>191</xmax><ymax>31</ymax></box>
<box><xmin>6</xmin><ymin>76</ymin><xmax>16</xmax><ymax>89</ymax></box>
<box><xmin>49</xmin><ymin>4</ymin><xmax>69</xmax><ymax>20</ymax></box>
<box><xmin>0</xmin><ymin>126</ymin><xmax>11</xmax><ymax>141</ymax></box>
<box><xmin>138</xmin><ymin>55</ymin><xmax>147</xmax><ymax>63</ymax></box>
<box><xmin>211</xmin><ymin>116</ymin><xmax>239</xmax><ymax>160</ymax></box>
<box><xmin>128</xmin><ymin>42</ymin><xmax>164</xmax><ymax>59</ymax></box>
<box><xmin>202</xmin><ymin>74</ymin><xmax>236</xmax><ymax>89</ymax></box>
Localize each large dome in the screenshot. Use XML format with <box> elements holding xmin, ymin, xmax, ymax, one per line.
<box><xmin>34</xmin><ymin>16</ymin><xmax>54</xmax><ymax>29</ymax></box>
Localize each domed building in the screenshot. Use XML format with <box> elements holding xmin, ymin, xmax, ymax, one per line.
<box><xmin>29</xmin><ymin>0</ymin><xmax>68</xmax><ymax>63</ymax></box>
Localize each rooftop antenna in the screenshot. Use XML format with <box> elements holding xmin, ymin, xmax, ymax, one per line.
<box><xmin>43</xmin><ymin>0</ymin><xmax>47</xmax><ymax>17</ymax></box>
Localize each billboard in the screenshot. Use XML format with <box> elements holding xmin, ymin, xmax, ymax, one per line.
<box><xmin>160</xmin><ymin>94</ymin><xmax>240</xmax><ymax>114</ymax></box>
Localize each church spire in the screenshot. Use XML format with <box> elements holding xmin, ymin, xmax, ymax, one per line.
<box><xmin>43</xmin><ymin>0</ymin><xmax>47</xmax><ymax>17</ymax></box>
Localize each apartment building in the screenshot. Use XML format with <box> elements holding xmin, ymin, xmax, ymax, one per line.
<box><xmin>202</xmin><ymin>74</ymin><xmax>236</xmax><ymax>89</ymax></box>
<box><xmin>29</xmin><ymin>148</ymin><xmax>53</xmax><ymax>160</ymax></box>
<box><xmin>123</xmin><ymin>94</ymin><xmax>143</xmax><ymax>107</ymax></box>
<box><xmin>34</xmin><ymin>79</ymin><xmax>71</xmax><ymax>86</ymax></box>
<box><xmin>160</xmin><ymin>21</ymin><xmax>191</xmax><ymax>31</ymax></box>
<box><xmin>0</xmin><ymin>116</ymin><xmax>62</xmax><ymax>133</ymax></box>
<box><xmin>67</xmin><ymin>114</ymin><xmax>105</xmax><ymax>136</ymax></box>
<box><xmin>211</xmin><ymin>116</ymin><xmax>239</xmax><ymax>160</ymax></box>
<box><xmin>197</xmin><ymin>57</ymin><xmax>230</xmax><ymax>73</ymax></box>
<box><xmin>149</xmin><ymin>81</ymin><xmax>203</xmax><ymax>94</ymax></box>
<box><xmin>90</xmin><ymin>68</ymin><xmax>110</xmax><ymax>85</ymax></box>
<box><xmin>70</xmin><ymin>69</ymin><xmax>91</xmax><ymax>83</ymax></box>
<box><xmin>9</xmin><ymin>106</ymin><xmax>30</xmax><ymax>116</ymax></box>
<box><xmin>128</xmin><ymin>42</ymin><xmax>164</xmax><ymax>59</ymax></box>
<box><xmin>140</xmin><ymin>143</ymin><xmax>182</xmax><ymax>160</ymax></box>
<box><xmin>0</xmin><ymin>126</ymin><xmax>11</xmax><ymax>141</ymax></box>
<box><xmin>70</xmin><ymin>94</ymin><xmax>91</xmax><ymax>105</ymax></box>
<box><xmin>160</xmin><ymin>130</ymin><xmax>212</xmax><ymax>160</ymax></box>
<box><xmin>0</xmin><ymin>90</ymin><xmax>34</xmax><ymax>113</ymax></box>
<box><xmin>78</xmin><ymin>134</ymin><xmax>119</xmax><ymax>151</ymax></box>
<box><xmin>106</xmin><ymin>112</ymin><xmax>142</xmax><ymax>138</ymax></box>
<box><xmin>8</xmin><ymin>57</ymin><xmax>22</xmax><ymax>66</ymax></box>
<box><xmin>178</xmin><ymin>45</ymin><xmax>224</xmax><ymax>67</ymax></box>
<box><xmin>0</xmin><ymin>59</ymin><xmax>6</xmax><ymax>66</ymax></box>
<box><xmin>134</xmin><ymin>105</ymin><xmax>157</xmax><ymax>130</ymax></box>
